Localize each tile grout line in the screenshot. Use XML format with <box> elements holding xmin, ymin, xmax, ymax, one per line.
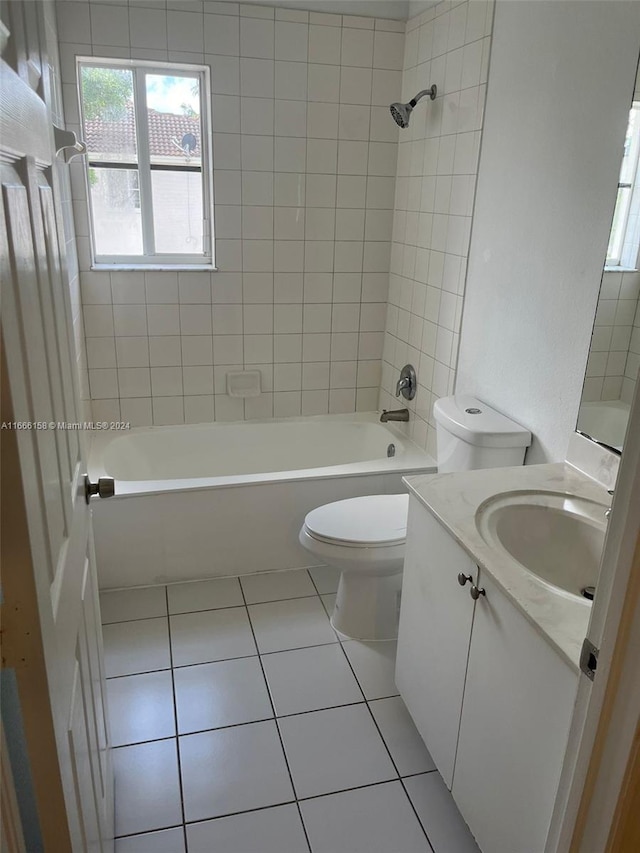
<box><xmin>363</xmin><ymin>695</ymin><xmax>437</xmax><ymax>853</ymax></box>
<box><xmin>102</xmin><ymin>586</ymin><xmax>326</xmax><ymax>626</ymax></box>
<box><xmin>115</xmin><ymin>772</ymin><xmax>438</xmax><ymax>843</ymax></box>
<box><xmin>309</xmin><ymin>573</ymin><xmax>437</xmax><ymax>851</ymax></box>
<box><xmin>163</xmin><ymin>585</ymin><xmax>189</xmax><ymax>849</ymax></box>
<box><xmin>239</xmin><ymin>579</ymin><xmax>314</xmax><ymax>853</ymax></box>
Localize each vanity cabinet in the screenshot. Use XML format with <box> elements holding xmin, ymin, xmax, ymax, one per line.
<box><xmin>397</xmin><ymin>496</ymin><xmax>579</xmax><ymax>853</ymax></box>
<box><xmin>396</xmin><ymin>497</ymin><xmax>478</xmax><ymax>787</ymax></box>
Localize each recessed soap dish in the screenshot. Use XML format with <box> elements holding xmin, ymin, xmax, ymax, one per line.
<box><xmin>227</xmin><ymin>370</ymin><xmax>261</xmax><ymax>398</ymax></box>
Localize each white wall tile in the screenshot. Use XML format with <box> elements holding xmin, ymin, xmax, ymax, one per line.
<box><xmin>147</xmin><ymin>305</ymin><xmax>180</xmax><ymax>336</ymax></box>
<box><xmin>148</xmin><ymin>336</ymin><xmax>182</xmax><ymax>367</ymax></box>
<box><xmin>68</xmin><ymin>2</ymin><xmax>407</xmax><ymax>425</ymax></box>
<box><xmin>90</xmin><ymin>4</ymin><xmax>130</xmax><ymax>48</ymax></box>
<box><xmin>116</xmin><ymin>336</ymin><xmax>150</xmax><ymax>368</ymax></box>
<box><xmin>240</xmin><ymin>17</ymin><xmax>274</xmax><ymax>59</ymax></box>
<box><xmin>153</xmin><ymin>396</ymin><xmax>184</xmax><ymax>425</ymax></box>
<box><xmin>341</xmin><ymin>28</ymin><xmax>374</xmax><ymax>68</ymax></box>
<box><xmin>308</xmin><ymin>25</ymin><xmax>341</xmax><ymax>65</ymax></box>
<box><xmin>275</xmin><ymin>21</ymin><xmax>308</xmax><ymax>62</ymax></box>
<box><xmin>89</xmin><ymin>367</ymin><xmax>119</xmax><ymax>399</ymax></box>
<box><xmin>204</xmin><ymin>15</ymin><xmax>240</xmax><ymax>56</ymax></box>
<box><xmin>240</xmin><ymin>58</ymin><xmax>275</xmax><ymax>97</ymax></box>
<box><xmin>167</xmin><ymin>10</ymin><xmax>204</xmax><ymax>54</ymax></box>
<box><xmin>87</xmin><ymin>337</ymin><xmax>116</xmax><ymax>369</ymax></box>
<box><xmin>307</xmin><ymin>63</ymin><xmax>340</xmax><ymax>102</ymax></box>
<box><xmin>129</xmin><ymin>7</ymin><xmax>167</xmax><ymax>50</ymax></box>
<box><xmin>275</xmin><ymin>61</ymin><xmax>308</xmax><ymax>100</ymax></box>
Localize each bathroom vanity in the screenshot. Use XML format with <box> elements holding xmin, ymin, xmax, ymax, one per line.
<box><xmin>396</xmin><ymin>464</ymin><xmax>610</xmax><ymax>853</ymax></box>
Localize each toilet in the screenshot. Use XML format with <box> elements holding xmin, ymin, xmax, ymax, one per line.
<box><xmin>299</xmin><ymin>395</ymin><xmax>531</xmax><ymax>640</ymax></box>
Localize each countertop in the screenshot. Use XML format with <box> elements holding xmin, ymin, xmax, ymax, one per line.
<box><xmin>403</xmin><ymin>463</ymin><xmax>610</xmax><ymax>673</ymax></box>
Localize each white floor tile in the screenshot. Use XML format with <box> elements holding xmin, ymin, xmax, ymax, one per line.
<box><xmin>308</xmin><ymin>565</ymin><xmax>341</xmax><ymax>594</ymax></box>
<box><xmin>100</xmin><ymin>586</ymin><xmax>167</xmax><ymax>624</ymax></box>
<box><xmin>249</xmin><ymin>597</ymin><xmax>337</xmax><ymax>654</ymax></box>
<box><xmin>116</xmin><ymin>827</ymin><xmax>185</xmax><ymax>853</ymax></box>
<box><xmin>404</xmin><ymin>772</ymin><xmax>480</xmax><ymax>853</ymax></box>
<box><xmin>278</xmin><ymin>704</ymin><xmax>396</xmax><ymax>799</ymax></box>
<box><xmin>262</xmin><ymin>644</ymin><xmax>362</xmax><ymax>716</ymax></box>
<box><xmin>369</xmin><ymin>696</ymin><xmax>436</xmax><ymax>776</ymax></box>
<box><xmin>180</xmin><ymin>721</ymin><xmax>295</xmax><ymax>822</ymax></box>
<box><xmin>174</xmin><ymin>657</ymin><xmax>272</xmax><ymax>734</ymax></box>
<box><xmin>170</xmin><ymin>608</ymin><xmax>256</xmax><ymax>667</ymax></box>
<box><xmin>167</xmin><ymin>577</ymin><xmax>244</xmax><ymax>614</ymax></box>
<box><xmin>104</xmin><ymin>618</ymin><xmax>171</xmax><ymax>678</ymax></box>
<box><xmin>301</xmin><ymin>781</ymin><xmax>431</xmax><ymax>853</ymax></box>
<box><xmin>113</xmin><ymin>740</ymin><xmax>182</xmax><ymax>837</ymax></box>
<box><xmin>107</xmin><ymin>671</ymin><xmax>175</xmax><ymax>746</ymax></box>
<box><xmin>240</xmin><ymin>569</ymin><xmax>317</xmax><ymax>604</ymax></box>
<box><xmin>342</xmin><ymin>639</ymin><xmax>399</xmax><ymax>700</ymax></box>
<box><xmin>186</xmin><ymin>804</ymin><xmax>308</xmax><ymax>853</ymax></box>
<box><xmin>321</xmin><ymin>593</ymin><xmax>337</xmax><ymax>618</ymax></box>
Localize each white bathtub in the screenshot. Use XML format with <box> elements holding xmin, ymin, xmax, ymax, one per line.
<box><xmin>90</xmin><ymin>413</ymin><xmax>435</xmax><ymax>589</ymax></box>
<box><xmin>577</xmin><ymin>400</ymin><xmax>630</xmax><ymax>451</ymax></box>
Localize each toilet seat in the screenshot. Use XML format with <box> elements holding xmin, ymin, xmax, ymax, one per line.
<box><xmin>303</xmin><ymin>494</ymin><xmax>409</xmax><ymax>548</ymax></box>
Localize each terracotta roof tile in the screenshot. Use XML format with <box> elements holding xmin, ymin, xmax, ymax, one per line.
<box><xmin>84</xmin><ymin>103</ymin><xmax>201</xmax><ymax>160</ymax></box>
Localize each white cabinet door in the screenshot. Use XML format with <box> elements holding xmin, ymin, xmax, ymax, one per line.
<box><xmin>396</xmin><ymin>496</ymin><xmax>478</xmax><ymax>787</ymax></box>
<box><xmin>452</xmin><ymin>570</ymin><xmax>578</xmax><ymax>853</ymax></box>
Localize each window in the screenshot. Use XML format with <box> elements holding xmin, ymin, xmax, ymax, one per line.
<box><xmin>78</xmin><ymin>60</ymin><xmax>213</xmax><ymax>268</ymax></box>
<box><xmin>606</xmin><ymin>101</ymin><xmax>640</xmax><ymax>269</ymax></box>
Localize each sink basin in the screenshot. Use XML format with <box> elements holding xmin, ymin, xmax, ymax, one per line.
<box><xmin>476</xmin><ymin>491</ymin><xmax>607</xmax><ymax>602</ymax></box>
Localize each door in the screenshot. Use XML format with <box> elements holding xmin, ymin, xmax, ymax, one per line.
<box><xmin>1</xmin><ymin>3</ymin><xmax>113</xmax><ymax>850</ymax></box>
<box><xmin>395</xmin><ymin>496</ymin><xmax>478</xmax><ymax>787</ymax></box>
<box><xmin>452</xmin><ymin>569</ymin><xmax>578</xmax><ymax>853</ymax></box>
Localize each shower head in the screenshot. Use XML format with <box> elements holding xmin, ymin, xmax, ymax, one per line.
<box><xmin>390</xmin><ymin>84</ymin><xmax>437</xmax><ymax>128</ymax></box>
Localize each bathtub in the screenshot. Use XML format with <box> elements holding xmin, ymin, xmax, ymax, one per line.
<box><xmin>89</xmin><ymin>413</ymin><xmax>436</xmax><ymax>589</ymax></box>
<box><xmin>577</xmin><ymin>400</ymin><xmax>630</xmax><ymax>452</ymax></box>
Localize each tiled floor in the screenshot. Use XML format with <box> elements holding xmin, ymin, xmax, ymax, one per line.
<box><xmin>101</xmin><ymin>568</ymin><xmax>480</xmax><ymax>853</ymax></box>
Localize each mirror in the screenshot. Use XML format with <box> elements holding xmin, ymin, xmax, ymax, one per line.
<box><xmin>578</xmin><ymin>63</ymin><xmax>640</xmax><ymax>452</ymax></box>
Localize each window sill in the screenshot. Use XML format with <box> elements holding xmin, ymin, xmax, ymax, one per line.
<box><xmin>604</xmin><ymin>265</ymin><xmax>639</xmax><ymax>273</ymax></box>
<box><xmin>91</xmin><ymin>264</ymin><xmax>217</xmax><ymax>272</ymax></box>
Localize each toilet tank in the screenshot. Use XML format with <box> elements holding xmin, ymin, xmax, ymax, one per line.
<box><xmin>434</xmin><ymin>395</ymin><xmax>531</xmax><ymax>473</ymax></box>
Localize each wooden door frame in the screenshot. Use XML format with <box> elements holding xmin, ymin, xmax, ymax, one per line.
<box><xmin>568</xmin><ymin>527</ymin><xmax>640</xmax><ymax>851</ymax></box>
<box><xmin>1</xmin><ymin>720</ymin><xmax>27</xmax><ymax>853</ymax></box>
<box><xmin>1</xmin><ymin>331</ymin><xmax>73</xmax><ymax>850</ymax></box>
<box><xmin>549</xmin><ymin>375</ymin><xmax>640</xmax><ymax>851</ymax></box>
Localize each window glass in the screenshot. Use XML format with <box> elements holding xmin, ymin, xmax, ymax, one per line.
<box><xmin>88</xmin><ymin>168</ymin><xmax>143</xmax><ymax>255</ymax></box>
<box><xmin>81</xmin><ymin>66</ymin><xmax>136</xmax><ymax>160</ymax></box>
<box><xmin>607</xmin><ymin>102</ymin><xmax>640</xmax><ymax>267</ymax></box>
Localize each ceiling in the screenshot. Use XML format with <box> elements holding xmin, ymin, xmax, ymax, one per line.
<box><xmin>205</xmin><ymin>0</ymin><xmax>434</xmax><ymax>22</ymax></box>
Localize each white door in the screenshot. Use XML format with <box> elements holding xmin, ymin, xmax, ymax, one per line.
<box><xmin>395</xmin><ymin>496</ymin><xmax>478</xmax><ymax>787</ymax></box>
<box><xmin>1</xmin><ymin>3</ymin><xmax>113</xmax><ymax>850</ymax></box>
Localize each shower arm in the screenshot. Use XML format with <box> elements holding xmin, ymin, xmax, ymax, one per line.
<box><xmin>409</xmin><ymin>85</ymin><xmax>438</xmax><ymax>107</ymax></box>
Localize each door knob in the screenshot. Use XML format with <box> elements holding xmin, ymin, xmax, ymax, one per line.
<box><xmin>458</xmin><ymin>573</ymin><xmax>473</xmax><ymax>586</ymax></box>
<box><xmin>470</xmin><ymin>585</ymin><xmax>486</xmax><ymax>600</ymax></box>
<box><xmin>84</xmin><ymin>475</ymin><xmax>115</xmax><ymax>503</ymax></box>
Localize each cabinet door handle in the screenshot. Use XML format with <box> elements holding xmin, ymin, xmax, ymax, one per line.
<box><xmin>458</xmin><ymin>573</ymin><xmax>473</xmax><ymax>586</ymax></box>
<box><xmin>470</xmin><ymin>585</ymin><xmax>486</xmax><ymax>600</ymax></box>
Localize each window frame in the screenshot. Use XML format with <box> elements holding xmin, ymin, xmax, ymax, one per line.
<box><xmin>606</xmin><ymin>100</ymin><xmax>640</xmax><ymax>270</ymax></box>
<box><xmin>77</xmin><ymin>57</ymin><xmax>215</xmax><ymax>270</ymax></box>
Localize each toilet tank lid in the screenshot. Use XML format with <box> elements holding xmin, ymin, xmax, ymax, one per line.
<box><xmin>433</xmin><ymin>395</ymin><xmax>532</xmax><ymax>448</ymax></box>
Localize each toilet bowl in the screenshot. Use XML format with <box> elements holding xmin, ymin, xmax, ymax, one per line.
<box><xmin>298</xmin><ymin>395</ymin><xmax>532</xmax><ymax>641</ymax></box>
<box><xmin>299</xmin><ymin>494</ymin><xmax>409</xmax><ymax>641</ymax></box>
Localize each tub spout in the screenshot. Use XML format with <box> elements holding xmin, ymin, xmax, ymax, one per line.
<box><xmin>380</xmin><ymin>408</ymin><xmax>410</xmax><ymax>423</ymax></box>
